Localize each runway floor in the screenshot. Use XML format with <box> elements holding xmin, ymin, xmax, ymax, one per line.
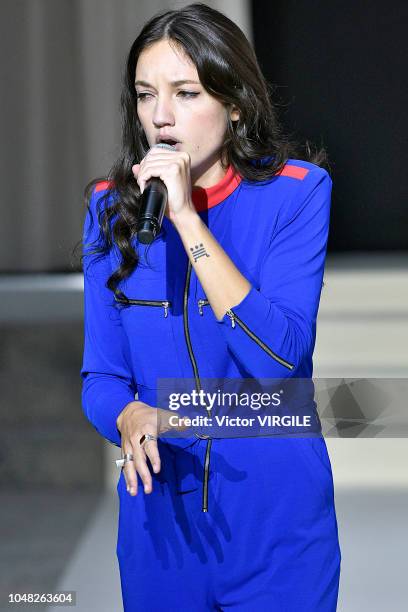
<box><xmin>1</xmin><ymin>485</ymin><xmax>407</xmax><ymax>612</ymax></box>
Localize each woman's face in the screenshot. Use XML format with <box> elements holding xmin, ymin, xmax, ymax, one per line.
<box><xmin>134</xmin><ymin>38</ymin><xmax>239</xmax><ymax>181</ymax></box>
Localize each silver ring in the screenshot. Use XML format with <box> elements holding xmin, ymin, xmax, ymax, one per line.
<box><xmin>115</xmin><ymin>452</ymin><xmax>134</xmax><ymax>469</ymax></box>
<box><xmin>139</xmin><ymin>433</ymin><xmax>157</xmax><ymax>447</ymax></box>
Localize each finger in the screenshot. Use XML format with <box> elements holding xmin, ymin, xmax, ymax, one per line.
<box><xmin>135</xmin><ymin>163</ymin><xmax>169</xmax><ymax>194</ymax></box>
<box><xmin>167</xmin><ymin>409</ymin><xmax>189</xmax><ymax>430</ymax></box>
<box><xmin>138</xmin><ymin>160</ymin><xmax>184</xmax><ymax>186</ymax></box>
<box><xmin>132</xmin><ymin>160</ymin><xmax>163</xmax><ymax>193</ymax></box>
<box><xmin>157</xmin><ymin>408</ymin><xmax>175</xmax><ymax>434</ymax></box>
<box><xmin>143</xmin><ymin>439</ymin><xmax>161</xmax><ymax>474</ymax></box>
<box><xmin>147</xmin><ymin>150</ymin><xmax>190</xmax><ymax>169</ymax></box>
<box><xmin>131</xmin><ymin>165</ymin><xmax>142</xmax><ymax>190</ymax></box>
<box><xmin>137</xmin><ymin>149</ymin><xmax>186</xmax><ymax>171</ymax></box>
<box><xmin>132</xmin><ymin>163</ymin><xmax>140</xmax><ymax>176</ymax></box>
<box><xmin>146</xmin><ymin>147</ymin><xmax>178</xmax><ymax>156</ymax></box>
<box><xmin>136</xmin><ymin>155</ymin><xmax>184</xmax><ymax>173</ymax></box>
<box><xmin>157</xmin><ymin>409</ymin><xmax>190</xmax><ymax>434</ymax></box>
<box><xmin>122</xmin><ymin>443</ymin><xmax>138</xmax><ymax>496</ymax></box>
<box><xmin>132</xmin><ymin>150</ymin><xmax>176</xmax><ymax>175</ymax></box>
<box><xmin>131</xmin><ymin>437</ymin><xmax>154</xmax><ymax>494</ymax></box>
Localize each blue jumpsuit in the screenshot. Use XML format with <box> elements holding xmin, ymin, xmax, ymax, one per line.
<box><xmin>80</xmin><ymin>160</ymin><xmax>342</xmax><ymax>611</ymax></box>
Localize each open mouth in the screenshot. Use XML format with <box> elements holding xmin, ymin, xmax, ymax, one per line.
<box><xmin>158</xmin><ymin>139</ymin><xmax>179</xmax><ymax>146</ymax></box>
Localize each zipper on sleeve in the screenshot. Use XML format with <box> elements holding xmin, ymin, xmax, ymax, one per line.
<box><xmin>183</xmin><ymin>262</ymin><xmax>212</xmax><ymax>513</ymax></box>
<box><xmin>225</xmin><ymin>309</ymin><xmax>295</xmax><ymax>371</ymax></box>
<box><xmin>114</xmin><ymin>296</ymin><xmax>171</xmax><ymax>317</ymax></box>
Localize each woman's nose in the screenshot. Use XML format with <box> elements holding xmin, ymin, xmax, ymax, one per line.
<box><xmin>152</xmin><ymin>97</ymin><xmax>175</xmax><ymax>127</ymax></box>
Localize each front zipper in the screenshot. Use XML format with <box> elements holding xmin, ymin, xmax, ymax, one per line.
<box><xmin>225</xmin><ymin>309</ymin><xmax>295</xmax><ymax>371</ymax></box>
<box><xmin>114</xmin><ymin>296</ymin><xmax>171</xmax><ymax>318</ymax></box>
<box><xmin>183</xmin><ymin>261</ymin><xmax>212</xmax><ymax>513</ymax></box>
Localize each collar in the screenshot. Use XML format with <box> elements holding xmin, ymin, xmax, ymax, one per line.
<box><xmin>191</xmin><ymin>164</ymin><xmax>242</xmax><ymax>212</ymax></box>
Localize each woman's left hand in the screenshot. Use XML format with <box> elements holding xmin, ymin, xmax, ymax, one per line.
<box><xmin>132</xmin><ymin>147</ymin><xmax>196</xmax><ymax>225</ymax></box>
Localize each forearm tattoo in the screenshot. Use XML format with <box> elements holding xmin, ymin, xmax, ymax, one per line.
<box><xmin>190</xmin><ymin>242</ymin><xmax>210</xmax><ymax>263</ymax></box>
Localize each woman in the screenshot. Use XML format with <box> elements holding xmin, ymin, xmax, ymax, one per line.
<box><xmin>80</xmin><ymin>3</ymin><xmax>341</xmax><ymax>611</ymax></box>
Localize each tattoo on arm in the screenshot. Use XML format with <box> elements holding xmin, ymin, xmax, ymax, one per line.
<box><xmin>190</xmin><ymin>243</ymin><xmax>210</xmax><ymax>263</ymax></box>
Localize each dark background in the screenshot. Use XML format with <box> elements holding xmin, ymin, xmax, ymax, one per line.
<box><xmin>251</xmin><ymin>0</ymin><xmax>408</xmax><ymax>251</ymax></box>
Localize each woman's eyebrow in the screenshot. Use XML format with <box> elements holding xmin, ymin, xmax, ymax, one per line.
<box><xmin>134</xmin><ymin>79</ymin><xmax>200</xmax><ymax>87</ymax></box>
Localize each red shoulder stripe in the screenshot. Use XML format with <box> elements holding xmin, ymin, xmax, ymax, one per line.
<box><xmin>94</xmin><ymin>180</ymin><xmax>114</xmax><ymax>193</ymax></box>
<box><xmin>277</xmin><ymin>165</ymin><xmax>309</xmax><ymax>180</ymax></box>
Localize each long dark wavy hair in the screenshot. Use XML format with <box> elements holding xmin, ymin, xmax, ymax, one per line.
<box><xmin>76</xmin><ymin>2</ymin><xmax>330</xmax><ymax>298</ymax></box>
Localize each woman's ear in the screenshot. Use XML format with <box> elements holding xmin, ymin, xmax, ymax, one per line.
<box><xmin>229</xmin><ymin>106</ymin><xmax>240</xmax><ymax>122</ymax></box>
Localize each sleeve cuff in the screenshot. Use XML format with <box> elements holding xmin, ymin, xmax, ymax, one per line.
<box><xmin>82</xmin><ymin>381</ymin><xmax>137</xmax><ymax>448</ymax></box>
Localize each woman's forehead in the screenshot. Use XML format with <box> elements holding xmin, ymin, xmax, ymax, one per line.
<box><xmin>135</xmin><ymin>39</ymin><xmax>197</xmax><ymax>79</ymax></box>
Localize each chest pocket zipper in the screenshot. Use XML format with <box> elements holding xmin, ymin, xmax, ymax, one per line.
<box><xmin>114</xmin><ymin>296</ymin><xmax>171</xmax><ymax>318</ymax></box>
<box><xmin>197</xmin><ymin>299</ymin><xmax>210</xmax><ymax>316</ymax></box>
<box><xmin>225</xmin><ymin>308</ymin><xmax>295</xmax><ymax>371</ymax></box>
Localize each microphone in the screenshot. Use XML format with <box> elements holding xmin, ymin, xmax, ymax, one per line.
<box><xmin>136</xmin><ymin>142</ymin><xmax>176</xmax><ymax>244</ymax></box>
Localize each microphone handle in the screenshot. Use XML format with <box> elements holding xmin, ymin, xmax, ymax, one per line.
<box><xmin>136</xmin><ymin>142</ymin><xmax>175</xmax><ymax>244</ymax></box>
<box><xmin>136</xmin><ymin>177</ymin><xmax>168</xmax><ymax>245</ymax></box>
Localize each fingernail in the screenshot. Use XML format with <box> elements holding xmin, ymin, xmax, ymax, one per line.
<box><xmin>126</xmin><ymin>485</ymin><xmax>129</xmax><ymax>492</ymax></box>
<box><xmin>129</xmin><ymin>487</ymin><xmax>135</xmax><ymax>495</ymax></box>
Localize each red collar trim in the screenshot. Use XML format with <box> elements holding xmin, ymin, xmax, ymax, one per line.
<box><xmin>192</xmin><ymin>165</ymin><xmax>242</xmax><ymax>212</ymax></box>
<box><xmin>94</xmin><ymin>165</ymin><xmax>242</xmax><ymax>211</ymax></box>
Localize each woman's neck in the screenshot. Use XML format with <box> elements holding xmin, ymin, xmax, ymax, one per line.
<box><xmin>191</xmin><ymin>158</ymin><xmax>228</xmax><ymax>189</ymax></box>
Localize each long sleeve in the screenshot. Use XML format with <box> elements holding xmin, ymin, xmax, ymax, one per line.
<box><xmin>216</xmin><ymin>168</ymin><xmax>332</xmax><ymax>379</ymax></box>
<box><xmin>80</xmin><ymin>186</ymin><xmax>137</xmax><ymax>447</ymax></box>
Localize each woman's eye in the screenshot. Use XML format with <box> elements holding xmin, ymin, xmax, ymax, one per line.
<box><xmin>136</xmin><ymin>91</ymin><xmax>199</xmax><ymax>101</ymax></box>
<box><xmin>136</xmin><ymin>93</ymin><xmax>151</xmax><ymax>101</ymax></box>
<box><xmin>177</xmin><ymin>91</ymin><xmax>199</xmax><ymax>98</ymax></box>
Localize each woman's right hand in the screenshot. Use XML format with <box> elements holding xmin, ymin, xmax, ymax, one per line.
<box><xmin>116</xmin><ymin>400</ymin><xmax>188</xmax><ymax>496</ymax></box>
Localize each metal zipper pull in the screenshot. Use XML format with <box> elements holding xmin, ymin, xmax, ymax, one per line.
<box><xmin>162</xmin><ymin>301</ymin><xmax>170</xmax><ymax>317</ymax></box>
<box><xmin>226</xmin><ymin>308</ymin><xmax>295</xmax><ymax>370</ymax></box>
<box><xmin>226</xmin><ymin>309</ymin><xmax>236</xmax><ymax>328</ymax></box>
<box><xmin>197</xmin><ymin>299</ymin><xmax>209</xmax><ymax>315</ymax></box>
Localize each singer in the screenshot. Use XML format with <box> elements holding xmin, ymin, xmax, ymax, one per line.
<box><xmin>80</xmin><ymin>3</ymin><xmax>341</xmax><ymax>611</ymax></box>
